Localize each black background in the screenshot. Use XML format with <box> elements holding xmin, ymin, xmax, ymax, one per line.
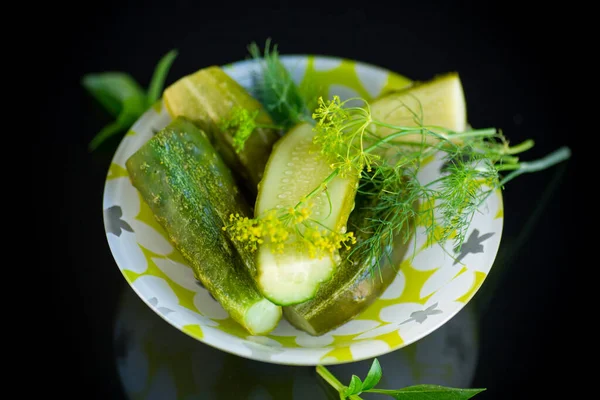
<box><xmin>39</xmin><ymin>1</ymin><xmax>581</xmax><ymax>398</ymax></box>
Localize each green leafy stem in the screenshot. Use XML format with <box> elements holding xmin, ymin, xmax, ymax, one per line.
<box><xmin>317</xmin><ymin>358</ymin><xmax>485</xmax><ymax>399</ymax></box>
<box><xmin>82</xmin><ymin>49</ymin><xmax>178</xmax><ymax>151</ymax></box>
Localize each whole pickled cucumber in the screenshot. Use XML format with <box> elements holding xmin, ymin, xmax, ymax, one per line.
<box><xmin>126</xmin><ymin>117</ymin><xmax>281</xmax><ymax>335</ymax></box>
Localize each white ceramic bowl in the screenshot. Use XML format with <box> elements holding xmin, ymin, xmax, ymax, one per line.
<box><xmin>103</xmin><ymin>55</ymin><xmax>503</xmax><ymax>366</ymax></box>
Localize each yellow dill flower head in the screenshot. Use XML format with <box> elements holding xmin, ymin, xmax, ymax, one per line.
<box><xmin>312</xmin><ymin>95</ymin><xmax>378</xmax><ymax>179</ymax></box>
<box><xmin>260</xmin><ymin>210</ymin><xmax>290</xmax><ymax>244</ymax></box>
<box><xmin>225</xmin><ymin>212</ymin><xmax>264</xmax><ymax>251</ymax></box>
<box><xmin>225</xmin><ymin>206</ymin><xmax>355</xmax><ymax>258</ymax></box>
<box><xmin>298</xmin><ymin>223</ymin><xmax>357</xmax><ymax>259</ymax></box>
<box><xmin>290</xmin><ymin>205</ymin><xmax>312</xmax><ymax>224</ymax></box>
<box><xmin>306</xmin><ymin>244</ymin><xmax>316</xmax><ymax>259</ymax></box>
<box><xmin>312</xmin><ymin>96</ymin><xmax>349</xmax><ymax>162</ymax></box>
<box><xmin>312</xmin><ymin>96</ymin><xmax>346</xmax><ymax>127</ymax></box>
<box><xmin>300</xmin><ymin>207</ymin><xmax>311</xmax><ymax>218</ymax></box>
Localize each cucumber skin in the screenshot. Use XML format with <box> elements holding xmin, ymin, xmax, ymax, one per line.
<box><xmin>284</xmin><ymin>196</ymin><xmax>415</xmax><ymax>336</ymax></box>
<box><xmin>164</xmin><ymin>66</ymin><xmax>280</xmax><ymax>198</ymax></box>
<box><xmin>126</xmin><ymin>117</ymin><xmax>279</xmax><ymax>334</ymax></box>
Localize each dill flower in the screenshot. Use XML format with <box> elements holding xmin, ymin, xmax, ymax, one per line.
<box><xmin>303</xmin><ymin>227</ymin><xmax>356</xmax><ymax>259</ymax></box>
<box><xmin>224</xmin><ymin>210</ymin><xmax>289</xmax><ymax>252</ymax></box>
<box><xmin>312</xmin><ymin>95</ymin><xmax>379</xmax><ymax>177</ymax></box>
<box><xmin>224</xmin><ymin>204</ymin><xmax>356</xmax><ymax>258</ymax></box>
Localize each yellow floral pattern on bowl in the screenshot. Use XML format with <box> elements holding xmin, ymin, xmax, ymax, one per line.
<box><xmin>103</xmin><ymin>55</ymin><xmax>503</xmax><ymax>366</ymax></box>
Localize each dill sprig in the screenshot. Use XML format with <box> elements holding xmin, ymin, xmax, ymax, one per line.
<box><xmin>218</xmin><ymin>107</ymin><xmax>282</xmax><ymax>153</ymax></box>
<box><xmin>348</xmin><ymin>166</ymin><xmax>427</xmax><ymax>279</ymax></box>
<box><xmin>220</xmin><ymin>40</ymin><xmax>320</xmax><ymax>154</ymax></box>
<box><xmin>435</xmin><ymin>154</ymin><xmax>498</xmax><ymax>247</ymax></box>
<box><xmin>218</xmin><ymin>107</ymin><xmax>260</xmax><ymax>153</ymax></box>
<box><xmin>248</xmin><ymin>39</ymin><xmax>314</xmax><ymax>130</ymax></box>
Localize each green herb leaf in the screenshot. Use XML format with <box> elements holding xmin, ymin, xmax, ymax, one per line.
<box><xmin>367</xmin><ymin>385</ymin><xmax>485</xmax><ymax>399</ymax></box>
<box><xmin>146</xmin><ymin>49</ymin><xmax>178</xmax><ymax>107</ymax></box>
<box><xmin>88</xmin><ymin>95</ymin><xmax>146</xmax><ymax>150</ymax></box>
<box><xmin>317</xmin><ymin>359</ymin><xmax>485</xmax><ymax>400</ymax></box>
<box><xmin>361</xmin><ymin>358</ymin><xmax>382</xmax><ymax>391</ymax></box>
<box><xmin>83</xmin><ymin>50</ymin><xmax>178</xmax><ymax>151</ymax></box>
<box><xmin>345</xmin><ymin>375</ymin><xmax>363</xmax><ymax>396</ymax></box>
<box><xmin>82</xmin><ymin>72</ymin><xmax>146</xmax><ymax>117</ymax></box>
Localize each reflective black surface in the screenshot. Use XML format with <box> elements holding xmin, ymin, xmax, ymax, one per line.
<box><xmin>43</xmin><ymin>2</ymin><xmax>579</xmax><ymax>399</ymax></box>
<box><xmin>112</xmin><ymin>283</ymin><xmax>480</xmax><ymax>399</ymax></box>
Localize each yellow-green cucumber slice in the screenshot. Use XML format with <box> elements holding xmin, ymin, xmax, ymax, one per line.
<box><xmin>370</xmin><ymin>73</ymin><xmax>467</xmax><ymax>145</ymax></box>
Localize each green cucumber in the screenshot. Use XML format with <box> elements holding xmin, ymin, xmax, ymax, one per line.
<box><xmin>283</xmin><ymin>194</ymin><xmax>415</xmax><ymax>336</ymax></box>
<box><xmin>255</xmin><ymin>122</ymin><xmax>359</xmax><ymax>306</ymax></box>
<box><xmin>126</xmin><ymin>117</ymin><xmax>281</xmax><ymax>335</ymax></box>
<box><xmin>163</xmin><ymin>66</ymin><xmax>280</xmax><ymax>197</ymax></box>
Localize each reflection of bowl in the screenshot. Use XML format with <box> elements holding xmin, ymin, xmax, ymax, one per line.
<box><xmin>103</xmin><ymin>55</ymin><xmax>503</xmax><ymax>366</ymax></box>
<box><xmin>114</xmin><ymin>286</ymin><xmax>479</xmax><ymax>399</ymax></box>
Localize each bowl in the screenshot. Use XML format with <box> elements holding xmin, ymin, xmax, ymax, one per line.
<box><xmin>103</xmin><ymin>55</ymin><xmax>503</xmax><ymax>366</ymax></box>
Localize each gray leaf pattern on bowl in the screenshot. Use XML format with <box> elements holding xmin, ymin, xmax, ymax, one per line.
<box><xmin>195</xmin><ymin>279</ymin><xmax>217</xmax><ymax>301</ymax></box>
<box><xmin>242</xmin><ymin>340</ymin><xmax>285</xmax><ymax>361</ymax></box>
<box><xmin>453</xmin><ymin>229</ymin><xmax>495</xmax><ymax>265</ymax></box>
<box><xmin>148</xmin><ymin>297</ymin><xmax>174</xmax><ymax>316</ymax></box>
<box><xmin>105</xmin><ymin>205</ymin><xmax>134</xmax><ymax>237</ymax></box>
<box><xmin>401</xmin><ymin>303</ymin><xmax>443</xmax><ymax>325</ymax></box>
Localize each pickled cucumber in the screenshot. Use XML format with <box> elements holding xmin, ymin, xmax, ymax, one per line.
<box><xmin>126</xmin><ymin>117</ymin><xmax>281</xmax><ymax>335</ymax></box>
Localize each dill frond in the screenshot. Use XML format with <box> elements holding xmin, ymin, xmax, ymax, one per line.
<box><xmin>248</xmin><ymin>39</ymin><xmax>313</xmax><ymax>130</ymax></box>
<box><xmin>435</xmin><ymin>151</ymin><xmax>498</xmax><ymax>249</ymax></box>
<box><xmin>219</xmin><ymin>107</ymin><xmax>259</xmax><ymax>153</ymax></box>
<box><xmin>349</xmin><ymin>166</ymin><xmax>425</xmax><ymax>278</ymax></box>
